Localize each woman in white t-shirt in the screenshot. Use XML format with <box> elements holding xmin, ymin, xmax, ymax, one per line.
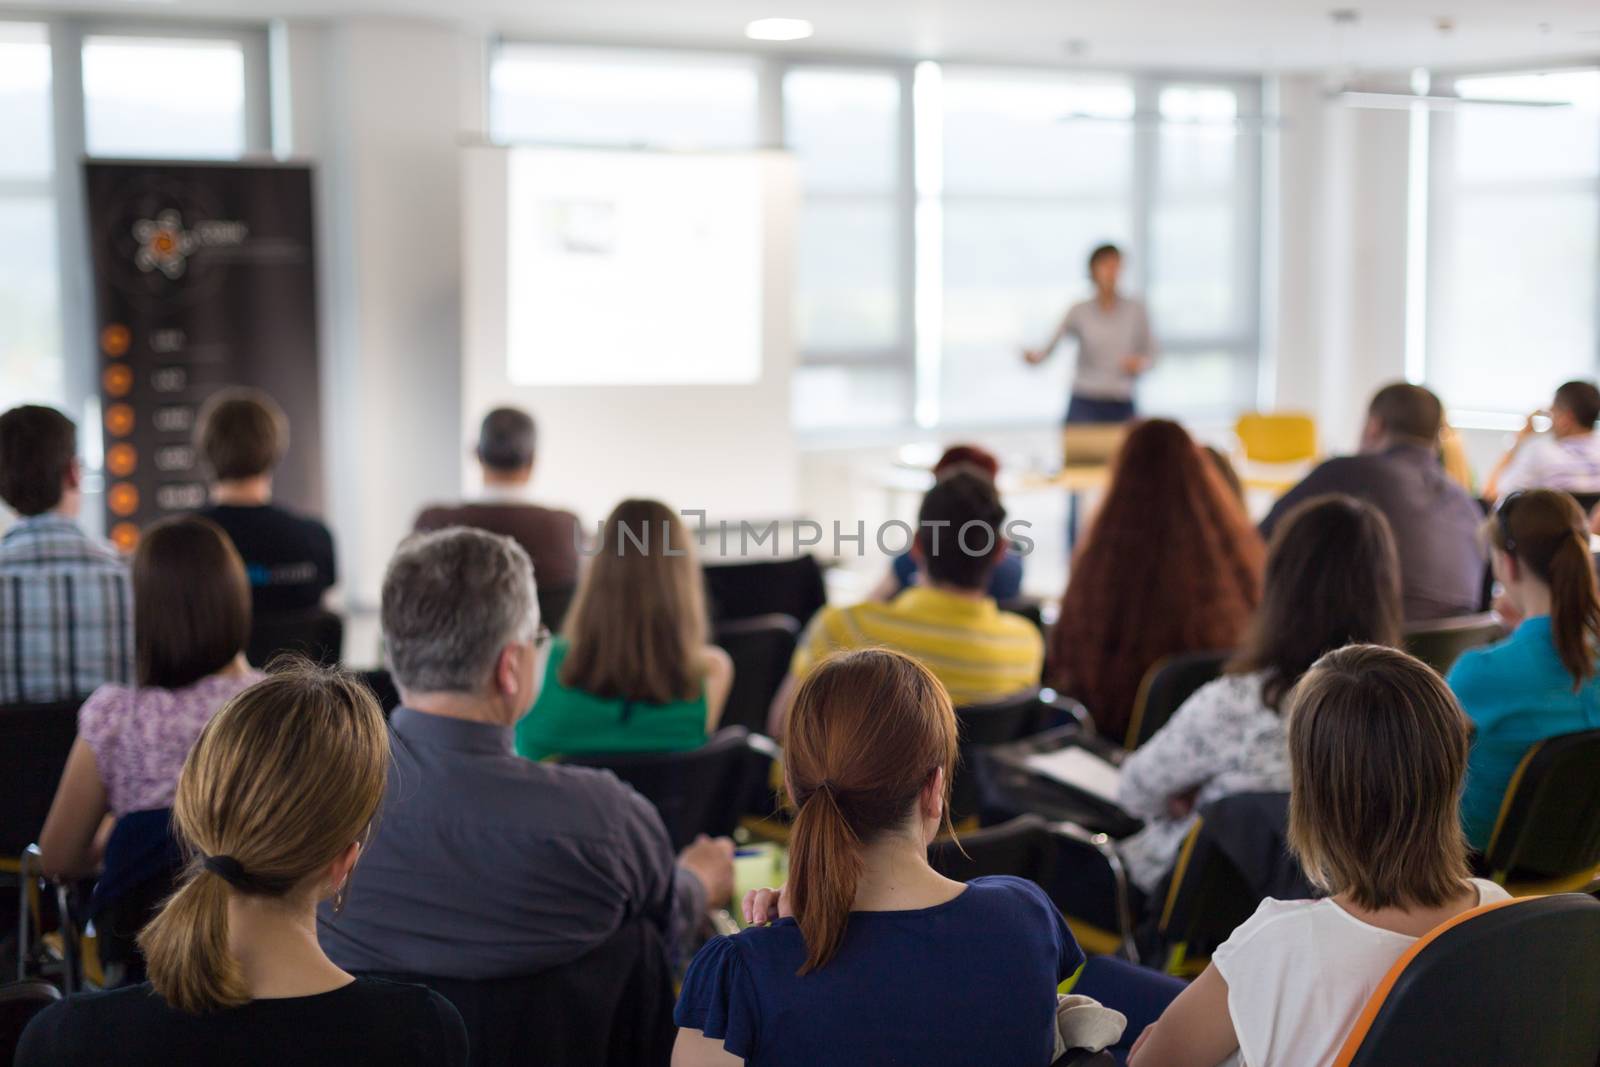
<box><xmin>1127</xmin><ymin>644</ymin><xmax>1510</xmax><ymax>1067</ymax></box>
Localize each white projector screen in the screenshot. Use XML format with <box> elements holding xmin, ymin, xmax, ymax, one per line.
<box><xmin>506</xmin><ymin>148</ymin><xmax>763</xmax><ymax>386</ymax></box>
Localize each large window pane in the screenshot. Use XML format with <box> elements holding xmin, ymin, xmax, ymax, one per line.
<box><xmin>83</xmin><ymin>35</ymin><xmax>246</xmax><ymax>159</ymax></box>
<box><xmin>491</xmin><ymin>45</ymin><xmax>758</xmax><ymax>150</ymax></box>
<box><xmin>796</xmin><ymin>199</ymin><xmax>900</xmax><ymax>351</ymax></box>
<box><xmin>0</xmin><ymin>196</ymin><xmax>63</xmax><ymax>406</ymax></box>
<box><xmin>793</xmin><ymin>364</ymin><xmax>909</xmax><ymax>429</ymax></box>
<box><xmin>1429</xmin><ymin>70</ymin><xmax>1600</xmax><ymax>413</ymax></box>
<box><xmin>0</xmin><ymin>23</ymin><xmax>52</xmax><ymax>180</ymax></box>
<box><xmin>784</xmin><ymin>68</ymin><xmax>899</xmax><ymax>193</ymax></box>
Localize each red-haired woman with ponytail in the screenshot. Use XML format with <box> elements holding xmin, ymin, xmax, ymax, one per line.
<box><xmin>672</xmin><ymin>649</ymin><xmax>1085</xmax><ymax>1066</ymax></box>
<box><xmin>1448</xmin><ymin>488</ymin><xmax>1600</xmax><ymax>850</ymax></box>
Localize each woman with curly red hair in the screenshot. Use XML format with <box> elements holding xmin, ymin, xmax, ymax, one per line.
<box><xmin>1048</xmin><ymin>419</ymin><xmax>1264</xmax><ymax>740</ymax></box>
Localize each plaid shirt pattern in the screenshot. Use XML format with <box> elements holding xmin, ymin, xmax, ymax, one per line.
<box><xmin>0</xmin><ymin>514</ymin><xmax>133</xmax><ymax>705</ymax></box>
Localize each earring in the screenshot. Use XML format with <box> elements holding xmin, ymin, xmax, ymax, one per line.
<box><xmin>333</xmin><ymin>878</ymin><xmax>349</xmax><ymax>914</ymax></box>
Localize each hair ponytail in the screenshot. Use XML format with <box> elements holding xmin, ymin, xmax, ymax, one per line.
<box><xmin>781</xmin><ymin>650</ymin><xmax>959</xmax><ymax>975</ymax></box>
<box><xmin>787</xmin><ymin>785</ymin><xmax>863</xmax><ymax>974</ymax></box>
<box><xmin>1493</xmin><ymin>490</ymin><xmax>1600</xmax><ymax>690</ymax></box>
<box><xmin>136</xmin><ymin>661</ymin><xmax>390</xmax><ymax>1014</ymax></box>
<box><xmin>139</xmin><ymin>863</ymin><xmax>249</xmax><ymax>1013</ymax></box>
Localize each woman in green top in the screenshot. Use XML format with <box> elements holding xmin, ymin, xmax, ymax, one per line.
<box><xmin>516</xmin><ymin>498</ymin><xmax>734</xmax><ymax>760</ymax></box>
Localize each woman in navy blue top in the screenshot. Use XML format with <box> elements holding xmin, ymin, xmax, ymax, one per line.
<box><xmin>673</xmin><ymin>649</ymin><xmax>1083</xmax><ymax>1066</ymax></box>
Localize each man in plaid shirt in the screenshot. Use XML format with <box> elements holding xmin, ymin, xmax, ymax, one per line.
<box><xmin>0</xmin><ymin>406</ymin><xmax>132</xmax><ymax>705</ymax></box>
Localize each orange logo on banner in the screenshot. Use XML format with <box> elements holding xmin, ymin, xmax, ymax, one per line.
<box><xmin>102</xmin><ymin>364</ymin><xmax>133</xmax><ymax>398</ymax></box>
<box><xmin>105</xmin><ymin>403</ymin><xmax>134</xmax><ymax>437</ymax></box>
<box><xmin>107</xmin><ymin>443</ymin><xmax>138</xmax><ymax>477</ymax></box>
<box><xmin>101</xmin><ymin>324</ymin><xmax>131</xmax><ymax>357</ymax></box>
<box><xmin>109</xmin><ymin>523</ymin><xmax>141</xmax><ymax>553</ymax></box>
<box><xmin>108</xmin><ymin>483</ymin><xmax>139</xmax><ymax>517</ymax></box>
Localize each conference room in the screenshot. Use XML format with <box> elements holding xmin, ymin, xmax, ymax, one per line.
<box><xmin>2</xmin><ymin>0</ymin><xmax>1599</xmax><ymax>1064</ymax></box>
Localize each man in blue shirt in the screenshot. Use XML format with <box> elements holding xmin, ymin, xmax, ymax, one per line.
<box><xmin>0</xmin><ymin>405</ymin><xmax>132</xmax><ymax>704</ymax></box>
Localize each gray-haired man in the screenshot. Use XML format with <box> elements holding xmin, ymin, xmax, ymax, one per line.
<box><xmin>318</xmin><ymin>527</ymin><xmax>732</xmax><ymax>978</ymax></box>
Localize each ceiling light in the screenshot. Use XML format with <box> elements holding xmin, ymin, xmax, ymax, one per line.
<box><xmin>745</xmin><ymin>18</ymin><xmax>813</xmax><ymax>42</ymax></box>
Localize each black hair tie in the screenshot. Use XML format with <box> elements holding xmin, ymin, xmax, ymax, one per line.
<box><xmin>202</xmin><ymin>854</ymin><xmax>256</xmax><ymax>891</ymax></box>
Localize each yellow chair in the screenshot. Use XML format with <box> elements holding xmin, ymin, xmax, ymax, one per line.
<box><xmin>1235</xmin><ymin>412</ymin><xmax>1317</xmax><ymax>464</ymax></box>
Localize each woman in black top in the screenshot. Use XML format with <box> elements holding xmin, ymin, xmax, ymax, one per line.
<box><xmin>17</xmin><ymin>663</ymin><xmax>467</xmax><ymax>1066</ymax></box>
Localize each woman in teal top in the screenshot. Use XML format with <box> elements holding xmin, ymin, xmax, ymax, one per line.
<box><xmin>1447</xmin><ymin>488</ymin><xmax>1600</xmax><ymax>851</ymax></box>
<box><xmin>516</xmin><ymin>498</ymin><xmax>733</xmax><ymax>761</ymax></box>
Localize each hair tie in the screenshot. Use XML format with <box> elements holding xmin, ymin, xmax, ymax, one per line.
<box><xmin>201</xmin><ymin>853</ymin><xmax>251</xmax><ymax>888</ymax></box>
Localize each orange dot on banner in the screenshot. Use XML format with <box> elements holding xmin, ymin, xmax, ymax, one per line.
<box><xmin>108</xmin><ymin>483</ymin><xmax>139</xmax><ymax>517</ymax></box>
<box><xmin>100</xmin><ymin>324</ymin><xmax>130</xmax><ymax>357</ymax></box>
<box><xmin>109</xmin><ymin>522</ymin><xmax>141</xmax><ymax>554</ymax></box>
<box><xmin>102</xmin><ymin>364</ymin><xmax>133</xmax><ymax>398</ymax></box>
<box><xmin>106</xmin><ymin>443</ymin><xmax>138</xmax><ymax>477</ymax></box>
<box><xmin>105</xmin><ymin>403</ymin><xmax>134</xmax><ymax>437</ymax></box>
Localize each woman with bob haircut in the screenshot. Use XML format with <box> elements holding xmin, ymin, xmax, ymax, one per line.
<box><xmin>671</xmin><ymin>649</ymin><xmax>1084</xmax><ymax>1066</ymax></box>
<box><xmin>515</xmin><ymin>497</ymin><xmax>733</xmax><ymax>759</ymax></box>
<box><xmin>1449</xmin><ymin>488</ymin><xmax>1600</xmax><ymax>851</ymax></box>
<box><xmin>37</xmin><ymin>515</ymin><xmax>262</xmax><ymax>879</ymax></box>
<box><xmin>1127</xmin><ymin>645</ymin><xmax>1510</xmax><ymax>1067</ymax></box>
<box><xmin>1116</xmin><ymin>494</ymin><xmax>1404</xmax><ymax>892</ymax></box>
<box><xmin>17</xmin><ymin>663</ymin><xmax>467</xmax><ymax>1065</ymax></box>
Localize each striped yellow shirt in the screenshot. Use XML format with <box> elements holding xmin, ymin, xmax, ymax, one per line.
<box><xmin>790</xmin><ymin>587</ymin><xmax>1044</xmax><ymax>706</ymax></box>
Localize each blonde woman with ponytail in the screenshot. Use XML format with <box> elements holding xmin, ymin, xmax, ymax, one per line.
<box><xmin>16</xmin><ymin>664</ymin><xmax>468</xmax><ymax>1067</ymax></box>
<box><xmin>1448</xmin><ymin>488</ymin><xmax>1600</xmax><ymax>851</ymax></box>
<box><xmin>672</xmin><ymin>649</ymin><xmax>1085</xmax><ymax>1067</ymax></box>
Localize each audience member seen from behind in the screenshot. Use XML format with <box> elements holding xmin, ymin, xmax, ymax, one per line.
<box><xmin>770</xmin><ymin>472</ymin><xmax>1043</xmax><ymax>738</ymax></box>
<box><xmin>517</xmin><ymin>499</ymin><xmax>732</xmax><ymax>760</ymax></box>
<box><xmin>1048</xmin><ymin>419</ymin><xmax>1264</xmax><ymax>740</ymax></box>
<box><xmin>196</xmin><ymin>388</ymin><xmax>336</xmax><ymax>616</ymax></box>
<box><xmin>1484</xmin><ymin>380</ymin><xmax>1600</xmax><ymax>502</ymax></box>
<box><xmin>871</xmin><ymin>444</ymin><xmax>1025</xmax><ymax>602</ymax></box>
<box><xmin>675</xmin><ymin>649</ymin><xmax>1084</xmax><ymax>1067</ymax></box>
<box><xmin>1448</xmin><ymin>489</ymin><xmax>1600</xmax><ymax>852</ymax></box>
<box><xmin>0</xmin><ymin>404</ymin><xmax>132</xmax><ymax>704</ymax></box>
<box><xmin>1127</xmin><ymin>645</ymin><xmax>1509</xmax><ymax>1067</ymax></box>
<box><xmin>1260</xmin><ymin>383</ymin><xmax>1485</xmax><ymax>621</ymax></box>
<box><xmin>1117</xmin><ymin>494</ymin><xmax>1404</xmax><ymax>893</ymax></box>
<box><xmin>16</xmin><ymin>664</ymin><xmax>468</xmax><ymax>1066</ymax></box>
<box><xmin>317</xmin><ymin>527</ymin><xmax>733</xmax><ymax>980</ymax></box>
<box><xmin>37</xmin><ymin>517</ymin><xmax>261</xmax><ymax>879</ymax></box>
<box><xmin>414</xmin><ymin>406</ymin><xmax>583</xmax><ymax>605</ymax></box>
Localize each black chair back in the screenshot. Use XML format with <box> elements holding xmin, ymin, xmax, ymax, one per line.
<box><xmin>538</xmin><ymin>584</ymin><xmax>577</xmax><ymax>634</ymax></box>
<box><xmin>1</xmin><ymin>980</ymin><xmax>61</xmax><ymax>1065</ymax></box>
<box><xmin>1337</xmin><ymin>894</ymin><xmax>1600</xmax><ymax>1067</ymax></box>
<box><xmin>0</xmin><ymin>702</ymin><xmax>80</xmax><ymax>859</ymax></box>
<box><xmin>1401</xmin><ymin>612</ymin><xmax>1504</xmax><ymax>675</ymax></box>
<box><xmin>248</xmin><ymin>608</ymin><xmax>344</xmax><ymax>668</ymax></box>
<box><xmin>1125</xmin><ymin>651</ymin><xmax>1229</xmax><ymax>750</ymax></box>
<box><xmin>704</xmin><ymin>555</ymin><xmax>826</xmax><ymax>630</ymax></box>
<box><xmin>1151</xmin><ymin>792</ymin><xmax>1312</xmax><ymax>975</ymax></box>
<box><xmin>565</xmin><ymin>728</ymin><xmax>770</xmax><ymax>850</ymax></box>
<box><xmin>1483</xmin><ymin>728</ymin><xmax>1600</xmax><ymax>892</ymax></box>
<box><xmin>997</xmin><ymin>596</ymin><xmax>1046</xmax><ymax>635</ymax></box>
<box><xmin>362</xmin><ymin>918</ymin><xmax>675</xmax><ymax>1067</ymax></box>
<box><xmin>712</xmin><ymin>614</ymin><xmax>800</xmax><ymax>734</ymax></box>
<box><xmin>951</xmin><ymin>692</ymin><xmax>1077</xmax><ymax>823</ymax></box>
<box><xmin>356</xmin><ymin>668</ymin><xmax>402</xmax><ymax>716</ymax></box>
<box><xmin>929</xmin><ymin>814</ymin><xmax>1057</xmax><ymax>888</ymax></box>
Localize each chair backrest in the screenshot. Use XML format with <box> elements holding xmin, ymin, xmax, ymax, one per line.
<box><xmin>0</xmin><ymin>981</ymin><xmax>62</xmax><ymax>1065</ymax></box>
<box><xmin>356</xmin><ymin>668</ymin><xmax>402</xmax><ymax>716</ymax></box>
<box><xmin>565</xmin><ymin>728</ymin><xmax>764</xmax><ymax>850</ymax></box>
<box><xmin>362</xmin><ymin>918</ymin><xmax>675</xmax><ymax>1067</ymax></box>
<box><xmin>1334</xmin><ymin>894</ymin><xmax>1600</xmax><ymax>1067</ymax></box>
<box><xmin>951</xmin><ymin>691</ymin><xmax>1067</xmax><ymax>823</ymax></box>
<box><xmin>703</xmin><ymin>555</ymin><xmax>827</xmax><ymax>630</ymax></box>
<box><xmin>247</xmin><ymin>608</ymin><xmax>344</xmax><ymax>668</ymax></box>
<box><xmin>0</xmin><ymin>701</ymin><xmax>81</xmax><ymax>859</ymax></box>
<box><xmin>1153</xmin><ymin>792</ymin><xmax>1312</xmax><ymax>975</ymax></box>
<box><xmin>928</xmin><ymin>814</ymin><xmax>1057</xmax><ymax>889</ymax></box>
<box><xmin>1401</xmin><ymin>612</ymin><xmax>1504</xmax><ymax>675</ymax></box>
<box><xmin>1125</xmin><ymin>651</ymin><xmax>1230</xmax><ymax>750</ymax></box>
<box><xmin>1483</xmin><ymin>728</ymin><xmax>1600</xmax><ymax>891</ymax></box>
<box><xmin>538</xmin><ymin>584</ymin><xmax>577</xmax><ymax>634</ymax></box>
<box><xmin>712</xmin><ymin>613</ymin><xmax>800</xmax><ymax>733</ymax></box>
<box><xmin>1235</xmin><ymin>412</ymin><xmax>1317</xmax><ymax>464</ymax></box>
<box><xmin>998</xmin><ymin>596</ymin><xmax>1046</xmax><ymax>635</ymax></box>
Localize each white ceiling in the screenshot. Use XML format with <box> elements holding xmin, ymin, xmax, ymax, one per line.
<box><xmin>13</xmin><ymin>0</ymin><xmax>1600</xmax><ymax>72</ymax></box>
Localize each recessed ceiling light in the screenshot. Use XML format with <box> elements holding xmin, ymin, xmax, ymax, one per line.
<box><xmin>745</xmin><ymin>18</ymin><xmax>813</xmax><ymax>42</ymax></box>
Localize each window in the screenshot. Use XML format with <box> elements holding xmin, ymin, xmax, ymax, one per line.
<box><xmin>490</xmin><ymin>44</ymin><xmax>760</xmax><ymax>150</ymax></box>
<box><xmin>1427</xmin><ymin>70</ymin><xmax>1600</xmax><ymax>415</ymax></box>
<box><xmin>0</xmin><ymin>22</ymin><xmax>62</xmax><ymax>408</ymax></box>
<box><xmin>82</xmin><ymin>34</ymin><xmax>250</xmax><ymax>159</ymax></box>
<box><xmin>784</xmin><ymin>66</ymin><xmax>909</xmax><ymax>428</ymax></box>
